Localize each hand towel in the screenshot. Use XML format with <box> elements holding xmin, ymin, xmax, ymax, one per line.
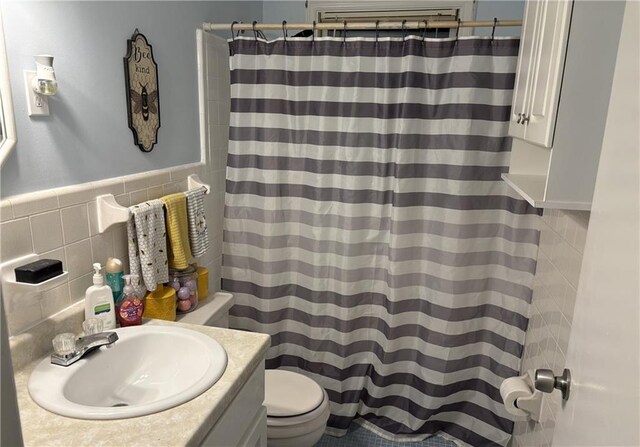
<box><xmin>127</xmin><ymin>200</ymin><xmax>169</xmax><ymax>295</ymax></box>
<box><xmin>161</xmin><ymin>193</ymin><xmax>192</xmax><ymax>269</ymax></box>
<box><xmin>185</xmin><ymin>188</ymin><xmax>209</xmax><ymax>258</ymax></box>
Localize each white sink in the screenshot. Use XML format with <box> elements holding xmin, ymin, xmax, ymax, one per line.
<box><xmin>28</xmin><ymin>325</ymin><xmax>227</xmax><ymax>420</ymax></box>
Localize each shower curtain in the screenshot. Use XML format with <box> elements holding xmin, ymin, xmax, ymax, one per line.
<box><xmin>223</xmin><ymin>35</ymin><xmax>539</xmax><ymax>446</ymax></box>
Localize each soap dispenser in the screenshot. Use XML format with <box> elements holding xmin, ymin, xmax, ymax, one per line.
<box><xmin>84</xmin><ymin>263</ymin><xmax>116</xmax><ymax>330</ymax></box>
<box><xmin>116</xmin><ymin>274</ymin><xmax>144</xmax><ymax>327</ymax></box>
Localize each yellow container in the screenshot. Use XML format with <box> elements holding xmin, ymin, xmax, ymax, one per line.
<box><xmin>143</xmin><ymin>284</ymin><xmax>177</xmax><ymax>321</ymax></box>
<box><xmin>197</xmin><ymin>267</ymin><xmax>209</xmax><ymax>302</ymax></box>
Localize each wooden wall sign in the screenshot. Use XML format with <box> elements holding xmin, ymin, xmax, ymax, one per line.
<box><xmin>124</xmin><ymin>29</ymin><xmax>160</xmax><ymax>152</ymax></box>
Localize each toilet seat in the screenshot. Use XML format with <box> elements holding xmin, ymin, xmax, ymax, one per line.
<box><xmin>264</xmin><ymin>369</ymin><xmax>331</xmax><ymax>446</ymax></box>
<box><xmin>265</xmin><ymin>369</ymin><xmax>325</xmax><ymax>418</ymax></box>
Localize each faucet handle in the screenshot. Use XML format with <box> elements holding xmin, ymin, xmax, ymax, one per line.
<box><xmin>52</xmin><ymin>333</ymin><xmax>76</xmax><ymax>357</ymax></box>
<box><xmin>82</xmin><ymin>317</ymin><xmax>104</xmax><ymax>335</ymax></box>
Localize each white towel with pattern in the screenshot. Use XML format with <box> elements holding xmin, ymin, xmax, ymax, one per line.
<box><xmin>185</xmin><ymin>188</ymin><xmax>209</xmax><ymax>258</ymax></box>
<box><xmin>127</xmin><ymin>200</ymin><xmax>169</xmax><ymax>296</ymax></box>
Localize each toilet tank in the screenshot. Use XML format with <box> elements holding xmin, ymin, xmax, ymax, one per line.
<box><xmin>176</xmin><ymin>292</ymin><xmax>234</xmax><ymax>328</ymax></box>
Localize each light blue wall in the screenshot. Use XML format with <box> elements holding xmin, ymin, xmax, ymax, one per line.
<box><xmin>261</xmin><ymin>0</ymin><xmax>523</xmax><ymax>37</ymax></box>
<box><xmin>1</xmin><ymin>1</ymin><xmax>261</xmax><ymax>198</ymax></box>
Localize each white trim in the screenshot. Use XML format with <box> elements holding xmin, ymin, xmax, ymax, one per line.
<box><xmin>0</xmin><ymin>9</ymin><xmax>17</xmax><ymax>168</ymax></box>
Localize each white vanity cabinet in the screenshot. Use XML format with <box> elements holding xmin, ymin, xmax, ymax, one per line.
<box><xmin>503</xmin><ymin>0</ymin><xmax>625</xmax><ymax>210</ymax></box>
<box><xmin>200</xmin><ymin>362</ymin><xmax>268</xmax><ymax>447</ymax></box>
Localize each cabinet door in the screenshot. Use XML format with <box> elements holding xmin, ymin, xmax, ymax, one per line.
<box><xmin>509</xmin><ymin>0</ymin><xmax>543</xmax><ymax>140</ymax></box>
<box><xmin>524</xmin><ymin>0</ymin><xmax>573</xmax><ymax>147</ymax></box>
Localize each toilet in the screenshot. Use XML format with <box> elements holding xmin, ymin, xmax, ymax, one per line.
<box><xmin>180</xmin><ymin>292</ymin><xmax>330</xmax><ymax>447</ymax></box>
<box><xmin>264</xmin><ymin>369</ymin><xmax>331</xmax><ymax>447</ymax></box>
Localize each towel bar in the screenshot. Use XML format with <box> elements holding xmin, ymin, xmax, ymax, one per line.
<box><xmin>95</xmin><ymin>174</ymin><xmax>211</xmax><ymax>234</ymax></box>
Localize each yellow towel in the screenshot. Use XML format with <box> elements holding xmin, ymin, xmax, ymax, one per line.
<box><xmin>161</xmin><ymin>193</ymin><xmax>192</xmax><ymax>269</ymax></box>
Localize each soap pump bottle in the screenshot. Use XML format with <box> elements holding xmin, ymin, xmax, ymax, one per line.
<box><xmin>105</xmin><ymin>257</ymin><xmax>124</xmax><ymax>304</ymax></box>
<box><xmin>116</xmin><ymin>274</ymin><xmax>144</xmax><ymax>327</ymax></box>
<box><xmin>84</xmin><ymin>263</ymin><xmax>116</xmax><ymax>330</ymax></box>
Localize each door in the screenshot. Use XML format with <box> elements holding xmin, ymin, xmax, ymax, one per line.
<box><xmin>552</xmin><ymin>2</ymin><xmax>639</xmax><ymax>445</ymax></box>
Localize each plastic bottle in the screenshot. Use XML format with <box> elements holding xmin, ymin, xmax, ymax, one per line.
<box><xmin>105</xmin><ymin>257</ymin><xmax>124</xmax><ymax>304</ymax></box>
<box><xmin>84</xmin><ymin>263</ymin><xmax>116</xmax><ymax>330</ymax></box>
<box><xmin>116</xmin><ymin>274</ymin><xmax>144</xmax><ymax>327</ymax></box>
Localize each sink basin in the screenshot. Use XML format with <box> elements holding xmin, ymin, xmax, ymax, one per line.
<box><xmin>28</xmin><ymin>325</ymin><xmax>227</xmax><ymax>420</ymax></box>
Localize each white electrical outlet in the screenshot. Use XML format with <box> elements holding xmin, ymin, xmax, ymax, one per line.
<box><xmin>24</xmin><ymin>70</ymin><xmax>49</xmax><ymax>116</ymax></box>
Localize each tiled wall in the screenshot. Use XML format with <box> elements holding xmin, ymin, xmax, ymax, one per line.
<box><xmin>511</xmin><ymin>209</ymin><xmax>590</xmax><ymax>447</ymax></box>
<box><xmin>0</xmin><ymin>31</ymin><xmax>230</xmax><ymax>337</ymax></box>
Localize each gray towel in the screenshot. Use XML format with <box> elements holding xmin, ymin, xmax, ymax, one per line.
<box><xmin>185</xmin><ymin>188</ymin><xmax>209</xmax><ymax>258</ymax></box>
<box><xmin>127</xmin><ymin>200</ymin><xmax>169</xmax><ymax>296</ymax></box>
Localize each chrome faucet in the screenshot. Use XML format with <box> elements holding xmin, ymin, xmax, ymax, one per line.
<box><xmin>51</xmin><ymin>332</ymin><xmax>119</xmax><ymax>367</ymax></box>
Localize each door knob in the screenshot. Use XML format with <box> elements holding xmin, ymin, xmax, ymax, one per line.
<box><xmin>516</xmin><ymin>113</ymin><xmax>522</xmax><ymax>124</ymax></box>
<box><xmin>521</xmin><ymin>114</ymin><xmax>530</xmax><ymax>124</ymax></box>
<box><xmin>534</xmin><ymin>368</ymin><xmax>571</xmax><ymax>401</ymax></box>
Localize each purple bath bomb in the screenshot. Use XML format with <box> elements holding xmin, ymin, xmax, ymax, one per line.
<box><xmin>169</xmin><ymin>280</ymin><xmax>181</xmax><ymax>292</ymax></box>
<box><xmin>178</xmin><ymin>286</ymin><xmax>191</xmax><ymax>300</ymax></box>
<box><xmin>185</xmin><ymin>279</ymin><xmax>197</xmax><ymax>292</ymax></box>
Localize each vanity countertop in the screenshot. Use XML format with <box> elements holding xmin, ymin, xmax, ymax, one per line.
<box><xmin>11</xmin><ymin>309</ymin><xmax>270</xmax><ymax>447</ymax></box>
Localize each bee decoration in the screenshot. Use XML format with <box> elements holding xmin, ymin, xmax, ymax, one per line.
<box><xmin>124</xmin><ymin>29</ymin><xmax>160</xmax><ymax>152</ymax></box>
<box><xmin>130</xmin><ymin>83</ymin><xmax>158</xmax><ymax>121</ymax></box>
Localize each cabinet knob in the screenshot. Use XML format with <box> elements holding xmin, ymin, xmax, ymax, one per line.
<box><xmin>522</xmin><ymin>114</ymin><xmax>530</xmax><ymax>124</ymax></box>
<box><xmin>516</xmin><ymin>113</ymin><xmax>522</xmax><ymax>124</ymax></box>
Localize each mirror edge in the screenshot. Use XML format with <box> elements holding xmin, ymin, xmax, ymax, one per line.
<box><xmin>0</xmin><ymin>8</ymin><xmax>17</xmax><ymax>169</ymax></box>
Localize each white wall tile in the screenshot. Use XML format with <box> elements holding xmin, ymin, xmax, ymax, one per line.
<box><xmin>513</xmin><ymin>210</ymin><xmax>589</xmax><ymax>447</ymax></box>
<box><xmin>57</xmin><ymin>183</ymin><xmax>96</xmax><ymax>208</ymax></box>
<box><xmin>41</xmin><ymin>283</ymin><xmax>71</xmax><ymax>318</ymax></box>
<box><xmin>90</xmin><ymin>232</ymin><xmax>115</xmax><ymax>265</ymax></box>
<box><xmin>61</xmin><ymin>204</ymin><xmax>90</xmax><ymax>244</ymax></box>
<box><xmin>69</xmin><ymin>272</ymin><xmax>92</xmax><ymax>303</ymax></box>
<box><xmin>30</xmin><ymin>210</ymin><xmax>63</xmax><ymax>254</ymax></box>
<box><xmin>129</xmin><ymin>189</ymin><xmax>148</xmax><ymax>205</ymax></box>
<box><xmin>11</xmin><ymin>190</ymin><xmax>58</xmax><ymax>218</ymax></box>
<box><xmin>65</xmin><ymin>239</ymin><xmax>93</xmax><ymax>280</ymax></box>
<box><xmin>0</xmin><ymin>199</ymin><xmax>14</xmax><ymax>222</ymax></box>
<box><xmin>1</xmin><ymin>218</ymin><xmax>33</xmax><ymax>260</ymax></box>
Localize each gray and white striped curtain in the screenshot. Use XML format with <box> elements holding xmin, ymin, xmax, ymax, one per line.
<box><xmin>223</xmin><ymin>36</ymin><xmax>539</xmax><ymax>446</ymax></box>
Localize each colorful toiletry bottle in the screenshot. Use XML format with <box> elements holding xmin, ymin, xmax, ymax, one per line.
<box><xmin>116</xmin><ymin>274</ymin><xmax>144</xmax><ymax>327</ymax></box>
<box><xmin>105</xmin><ymin>257</ymin><xmax>124</xmax><ymax>304</ymax></box>
<box><xmin>84</xmin><ymin>263</ymin><xmax>116</xmax><ymax>330</ymax></box>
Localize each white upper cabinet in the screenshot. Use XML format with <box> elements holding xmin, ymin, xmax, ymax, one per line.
<box><xmin>509</xmin><ymin>0</ymin><xmax>572</xmax><ymax>148</ymax></box>
<box><xmin>503</xmin><ymin>0</ymin><xmax>626</xmax><ymax>210</ymax></box>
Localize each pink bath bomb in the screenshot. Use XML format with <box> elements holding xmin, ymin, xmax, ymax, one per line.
<box><xmin>177</xmin><ymin>300</ymin><xmax>192</xmax><ymax>311</ymax></box>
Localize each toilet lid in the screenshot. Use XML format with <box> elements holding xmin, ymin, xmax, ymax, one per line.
<box><xmin>265</xmin><ymin>369</ymin><xmax>324</xmax><ymax>417</ymax></box>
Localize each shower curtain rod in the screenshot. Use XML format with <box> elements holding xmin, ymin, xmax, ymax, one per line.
<box><xmin>202</xmin><ymin>19</ymin><xmax>522</xmax><ymax>33</ymax></box>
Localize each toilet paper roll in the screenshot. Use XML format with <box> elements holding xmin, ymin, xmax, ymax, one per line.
<box><xmin>500</xmin><ymin>376</ymin><xmax>532</xmax><ymax>417</ymax></box>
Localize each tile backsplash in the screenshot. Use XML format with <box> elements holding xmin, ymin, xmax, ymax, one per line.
<box><xmin>0</xmin><ymin>30</ymin><xmax>229</xmax><ymax>336</ymax></box>
<box><xmin>512</xmin><ymin>209</ymin><xmax>590</xmax><ymax>447</ymax></box>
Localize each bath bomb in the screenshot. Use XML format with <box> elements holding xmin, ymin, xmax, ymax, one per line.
<box><xmin>185</xmin><ymin>279</ymin><xmax>197</xmax><ymax>292</ymax></box>
<box><xmin>177</xmin><ymin>299</ymin><xmax>192</xmax><ymax>311</ymax></box>
<box><xmin>178</xmin><ymin>286</ymin><xmax>191</xmax><ymax>300</ymax></box>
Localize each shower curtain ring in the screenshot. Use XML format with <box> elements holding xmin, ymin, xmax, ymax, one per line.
<box><xmin>491</xmin><ymin>18</ymin><xmax>497</xmax><ymax>41</ymax></box>
<box><xmin>312</xmin><ymin>20</ymin><xmax>316</xmax><ymax>43</ymax></box>
<box><xmin>343</xmin><ymin>20</ymin><xmax>347</xmax><ymax>44</ymax></box>
<box><xmin>375</xmin><ymin>20</ymin><xmax>380</xmax><ymax>44</ymax></box>
<box><xmin>455</xmin><ymin>18</ymin><xmax>461</xmax><ymax>42</ymax></box>
<box><xmin>402</xmin><ymin>19</ymin><xmax>407</xmax><ymax>41</ymax></box>
<box><xmin>230</xmin><ymin>21</ymin><xmax>238</xmax><ymax>40</ymax></box>
<box><xmin>282</xmin><ymin>21</ymin><xmax>287</xmax><ymax>41</ymax></box>
<box><xmin>422</xmin><ymin>20</ymin><xmax>428</xmax><ymax>42</ymax></box>
<box><xmin>252</xmin><ymin>21</ymin><xmax>258</xmax><ymax>41</ymax></box>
